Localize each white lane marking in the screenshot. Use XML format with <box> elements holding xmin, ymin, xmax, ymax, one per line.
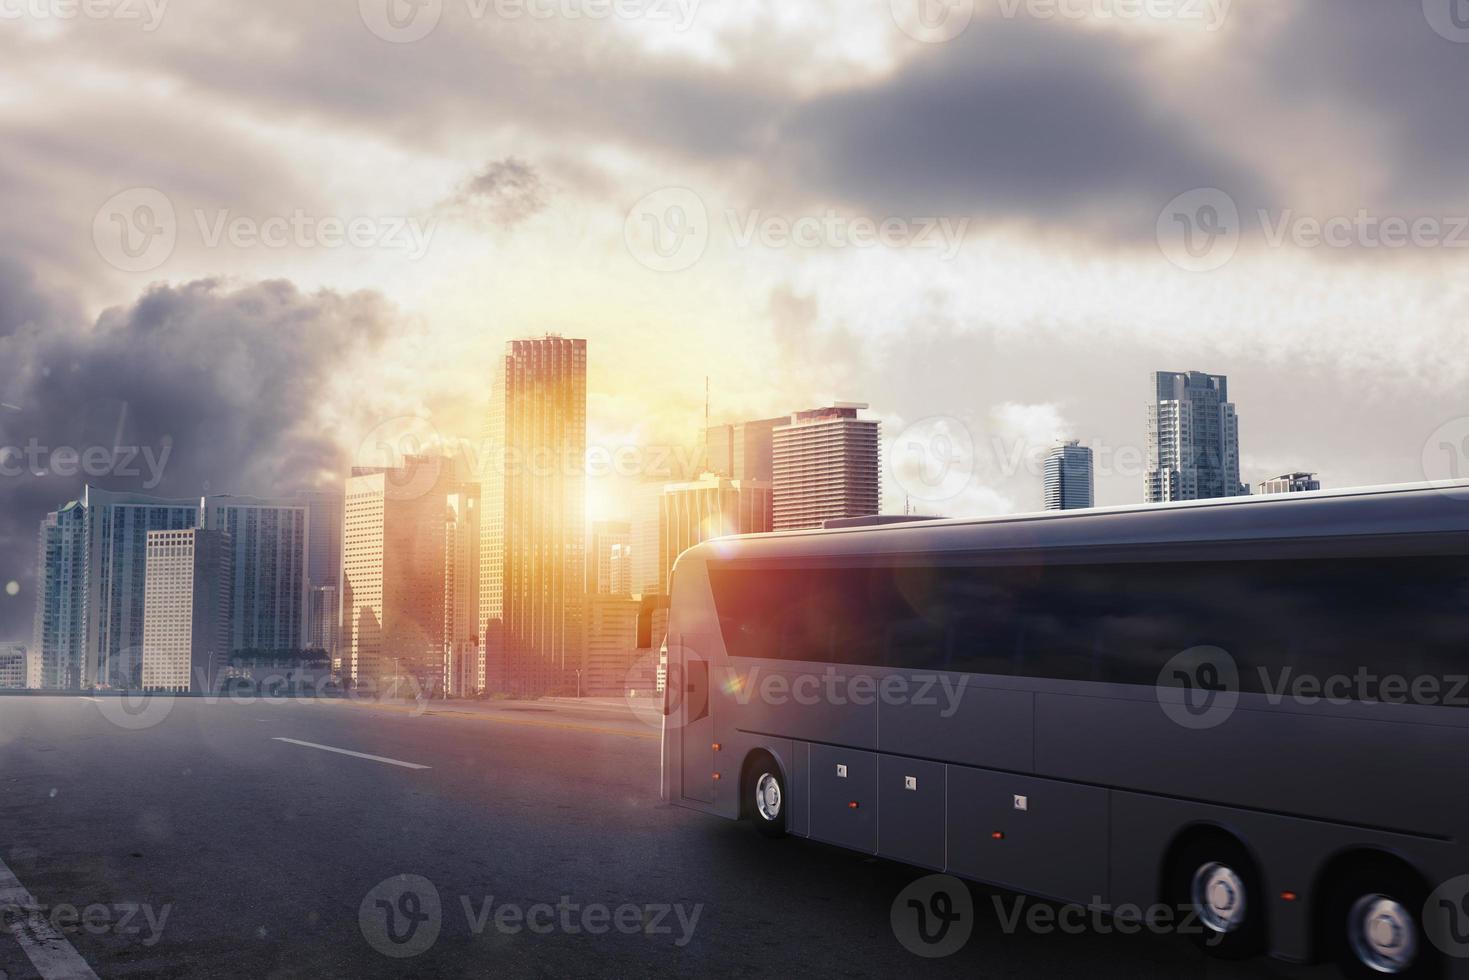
<box><xmin>78</xmin><ymin>697</ymin><xmax>99</xmax><ymax>703</ymax></box>
<box><xmin>270</xmin><ymin>737</ymin><xmax>432</xmax><ymax>770</ymax></box>
<box><xmin>0</xmin><ymin>856</ymin><xmax>100</xmax><ymax>980</ymax></box>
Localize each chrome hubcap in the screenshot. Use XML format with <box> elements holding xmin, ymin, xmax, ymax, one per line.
<box><xmin>755</xmin><ymin>772</ymin><xmax>781</xmax><ymax>821</ymax></box>
<box><xmin>1192</xmin><ymin>862</ymin><xmax>1247</xmax><ymax>934</ymax></box>
<box><xmin>1349</xmin><ymin>895</ymin><xmax>1417</xmax><ymax>974</ymax></box>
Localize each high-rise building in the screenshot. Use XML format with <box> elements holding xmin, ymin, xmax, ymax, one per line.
<box><xmin>444</xmin><ymin>487</ymin><xmax>481</xmax><ymax>697</ymax></box>
<box><xmin>32</xmin><ymin>501</ymin><xmax>87</xmax><ymax>689</ymax></box>
<box><xmin>83</xmin><ymin>488</ymin><xmax>201</xmax><ymax>689</ymax></box>
<box><xmin>706</xmin><ymin>416</ymin><xmax>785</xmax><ymax>482</ymax></box>
<box><xmin>201</xmin><ymin>495</ymin><xmax>309</xmax><ymax>657</ymax></box>
<box><xmin>587</xmin><ymin>520</ymin><xmax>631</xmax><ymax>594</ymax></box>
<box><xmin>582</xmin><ymin>594</ymin><xmax>641</xmax><ymax>696</ymax></box>
<box><xmin>659</xmin><ymin>474</ymin><xmax>772</xmax><ymax>591</ymax></box>
<box><xmin>298</xmin><ymin>488</ymin><xmax>344</xmax><ymax>590</ymax></box>
<box><xmin>142</xmin><ymin>529</ymin><xmax>233</xmax><ymax>692</ymax></box>
<box><xmin>1145</xmin><ymin>371</ymin><xmax>1247</xmax><ymax>503</ymax></box>
<box><xmin>772</xmin><ymin>403</ymin><xmax>881</xmax><ymax>531</ymax></box>
<box><xmin>0</xmin><ymin>642</ymin><xmax>37</xmax><ymax>689</ymax></box>
<box><xmin>1258</xmin><ymin>472</ymin><xmax>1321</xmax><ymax>495</ymax></box>
<box><xmin>343</xmin><ymin>456</ymin><xmax>459</xmax><ymax>688</ymax></box>
<box><xmin>1043</xmin><ymin>441</ymin><xmax>1095</xmax><ymax>511</ymax></box>
<box><xmin>629</xmin><ymin>481</ymin><xmax>664</xmax><ymax>597</ymax></box>
<box><xmin>307</xmin><ymin>585</ymin><xmax>339</xmax><ymax>659</ymax></box>
<box><xmin>479</xmin><ymin>336</ymin><xmax>587</xmax><ymax>696</ymax></box>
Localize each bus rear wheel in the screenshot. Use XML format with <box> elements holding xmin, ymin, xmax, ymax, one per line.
<box><xmin>746</xmin><ymin>757</ymin><xmax>787</xmax><ymax>839</ymax></box>
<box><xmin>1169</xmin><ymin>834</ymin><xmax>1266</xmax><ymax>960</ymax></box>
<box><xmin>1326</xmin><ymin>859</ymin><xmax>1436</xmax><ymax>979</ymax></box>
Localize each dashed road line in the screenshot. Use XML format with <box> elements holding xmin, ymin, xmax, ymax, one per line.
<box><xmin>271</xmin><ymin>737</ymin><xmax>432</xmax><ymax>770</ymax></box>
<box><xmin>0</xmin><ymin>856</ymin><xmax>99</xmax><ymax>980</ymax></box>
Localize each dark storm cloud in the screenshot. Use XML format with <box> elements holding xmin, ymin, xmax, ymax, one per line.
<box><xmin>1260</xmin><ymin>0</ymin><xmax>1469</xmax><ymax>208</ymax></box>
<box><xmin>775</xmin><ymin>20</ymin><xmax>1267</xmax><ymax>232</ymax></box>
<box><xmin>0</xmin><ymin>262</ymin><xmax>397</xmax><ymax>639</ymax></box>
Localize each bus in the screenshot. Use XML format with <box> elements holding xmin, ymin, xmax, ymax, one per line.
<box><xmin>659</xmin><ymin>482</ymin><xmax>1469</xmax><ymax>979</ymax></box>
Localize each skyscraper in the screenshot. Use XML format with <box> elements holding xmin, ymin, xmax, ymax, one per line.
<box><xmin>629</xmin><ymin>480</ymin><xmax>664</xmax><ymax>596</ymax></box>
<box><xmin>659</xmin><ymin>474</ymin><xmax>772</xmax><ymax>591</ymax></box>
<box><xmin>582</xmin><ymin>594</ymin><xmax>641</xmax><ymax>696</ymax></box>
<box><xmin>1043</xmin><ymin>441</ymin><xmax>1095</xmax><ymax>511</ymax></box>
<box><xmin>33</xmin><ymin>501</ymin><xmax>87</xmax><ymax>689</ymax></box>
<box><xmin>83</xmin><ymin>487</ymin><xmax>201</xmax><ymax>689</ymax></box>
<box><xmin>444</xmin><ymin>486</ymin><xmax>480</xmax><ymax>696</ymax></box>
<box><xmin>1145</xmin><ymin>371</ymin><xmax>1247</xmax><ymax>503</ymax></box>
<box><xmin>201</xmin><ymin>495</ymin><xmax>309</xmax><ymax>657</ymax></box>
<box><xmin>772</xmin><ymin>403</ymin><xmax>881</xmax><ymax>531</ymax></box>
<box><xmin>706</xmin><ymin>416</ymin><xmax>784</xmax><ymax>482</ymax></box>
<box><xmin>342</xmin><ymin>456</ymin><xmax>459</xmax><ymax>688</ymax></box>
<box><xmin>479</xmin><ymin>336</ymin><xmax>587</xmax><ymax>696</ymax></box>
<box><xmin>141</xmin><ymin>528</ymin><xmax>232</xmax><ymax>692</ymax></box>
<box><xmin>587</xmin><ymin>520</ymin><xmax>631</xmax><ymax>594</ymax></box>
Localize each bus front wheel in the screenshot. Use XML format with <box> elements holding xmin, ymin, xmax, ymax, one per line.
<box><xmin>745</xmin><ymin>755</ymin><xmax>787</xmax><ymax>839</ymax></box>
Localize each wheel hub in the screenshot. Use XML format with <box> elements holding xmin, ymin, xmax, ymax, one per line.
<box><xmin>1192</xmin><ymin>862</ymin><xmax>1246</xmax><ymax>934</ymax></box>
<box><xmin>755</xmin><ymin>772</ymin><xmax>781</xmax><ymax>821</ymax></box>
<box><xmin>1349</xmin><ymin>895</ymin><xmax>1417</xmax><ymax>974</ymax></box>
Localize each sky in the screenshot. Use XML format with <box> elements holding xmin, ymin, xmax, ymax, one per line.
<box><xmin>3</xmin><ymin>0</ymin><xmax>1469</xmax><ymax>638</ymax></box>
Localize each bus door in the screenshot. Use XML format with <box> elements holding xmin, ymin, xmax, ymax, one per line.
<box><xmin>675</xmin><ymin>635</ymin><xmax>714</xmax><ymax>804</ymax></box>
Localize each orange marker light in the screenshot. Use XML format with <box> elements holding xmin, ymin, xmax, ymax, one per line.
<box><xmin>711</xmin><ymin>743</ymin><xmax>721</xmax><ymax>751</ymax></box>
<box><xmin>712</xmin><ymin>773</ymin><xmax>721</xmax><ymax>781</ymax></box>
<box><xmin>1281</xmin><ymin>891</ymin><xmax>1298</xmax><ymax>902</ymax></box>
<box><xmin>992</xmin><ymin>831</ymin><xmax>1005</xmax><ymax>840</ymax></box>
<box><xmin>848</xmin><ymin>801</ymin><xmax>860</xmax><ymax>809</ymax></box>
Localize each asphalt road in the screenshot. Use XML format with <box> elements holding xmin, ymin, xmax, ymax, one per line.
<box><xmin>0</xmin><ymin>695</ymin><xmax>1317</xmax><ymax>979</ymax></box>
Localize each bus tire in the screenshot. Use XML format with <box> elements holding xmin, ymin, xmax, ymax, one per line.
<box><xmin>1168</xmin><ymin>832</ymin><xmax>1266</xmax><ymax>960</ymax></box>
<box><xmin>745</xmin><ymin>755</ymin><xmax>787</xmax><ymax>839</ymax></box>
<box><xmin>1325</xmin><ymin>856</ymin><xmax>1436</xmax><ymax>980</ymax></box>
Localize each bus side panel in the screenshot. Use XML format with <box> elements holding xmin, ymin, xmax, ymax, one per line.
<box><xmin>809</xmin><ymin>744</ymin><xmax>878</xmax><ymax>853</ymax></box>
<box><xmin>877</xmin><ymin>755</ymin><xmax>946</xmax><ymax>870</ymax></box>
<box><xmin>877</xmin><ymin>675</ymin><xmax>1034</xmax><ymax>772</ymax></box>
<box><xmin>789</xmin><ymin>739</ymin><xmax>810</xmax><ymax>837</ymax></box>
<box><xmin>946</xmin><ymin>766</ymin><xmax>1109</xmax><ymax>905</ymax></box>
<box><xmin>729</xmin><ymin>662</ymin><xmax>878</xmax><ymax>750</ymax></box>
<box><xmin>1108</xmin><ymin>789</ymin><xmax>1469</xmax><ymax>967</ymax></box>
<box><xmin>1035</xmin><ymin>692</ymin><xmax>1468</xmax><ymax>839</ymax></box>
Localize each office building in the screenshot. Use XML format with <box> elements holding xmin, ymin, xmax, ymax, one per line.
<box><xmin>706</xmin><ymin>416</ymin><xmax>785</xmax><ymax>482</ymax></box>
<box><xmin>1145</xmin><ymin>371</ymin><xmax>1247</xmax><ymax>503</ymax></box>
<box><xmin>32</xmin><ymin>501</ymin><xmax>87</xmax><ymax>689</ymax></box>
<box><xmin>141</xmin><ymin>529</ymin><xmax>233</xmax><ymax>692</ymax></box>
<box><xmin>629</xmin><ymin>481</ymin><xmax>664</xmax><ymax>596</ymax></box>
<box><xmin>307</xmin><ymin>585</ymin><xmax>339</xmax><ymax>659</ymax></box>
<box><xmin>659</xmin><ymin>474</ymin><xmax>772</xmax><ymax>592</ymax></box>
<box><xmin>588</xmin><ymin>520</ymin><xmax>631</xmax><ymax>594</ymax></box>
<box><xmin>1259</xmin><ymin>472</ymin><xmax>1321</xmax><ymax>495</ymax></box>
<box><xmin>1044</xmin><ymin>441</ymin><xmax>1095</xmax><ymax>511</ymax></box>
<box><xmin>479</xmin><ymin>336</ymin><xmax>587</xmax><ymax>696</ymax></box>
<box><xmin>772</xmin><ymin>403</ymin><xmax>881</xmax><ymax>531</ymax></box>
<box><xmin>0</xmin><ymin>642</ymin><xmax>36</xmax><ymax>689</ymax></box>
<box><xmin>582</xmin><ymin>594</ymin><xmax>641</xmax><ymax>696</ymax></box>
<box><xmin>298</xmin><ymin>488</ymin><xmax>344</xmax><ymax>589</ymax></box>
<box><xmin>202</xmin><ymin>495</ymin><xmax>309</xmax><ymax>657</ymax></box>
<box><xmin>343</xmin><ymin>457</ymin><xmax>460</xmax><ymax>688</ymax></box>
<box><xmin>83</xmin><ymin>488</ymin><xmax>201</xmax><ymax>689</ymax></box>
<box><xmin>444</xmin><ymin>487</ymin><xmax>481</xmax><ymax>696</ymax></box>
